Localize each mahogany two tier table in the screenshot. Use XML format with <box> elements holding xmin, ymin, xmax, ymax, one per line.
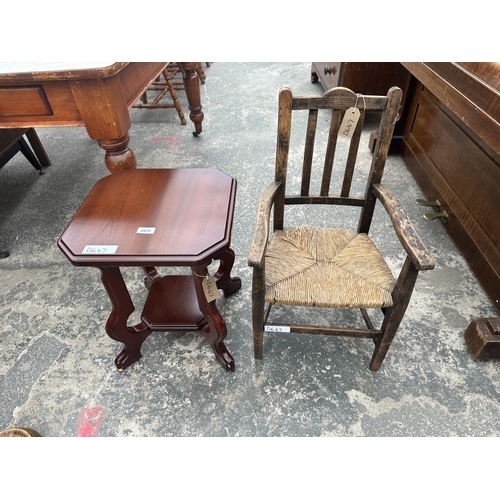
<box><xmin>58</xmin><ymin>168</ymin><xmax>241</xmax><ymax>372</ymax></box>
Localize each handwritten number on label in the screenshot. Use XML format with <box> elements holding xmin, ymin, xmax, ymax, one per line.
<box><xmin>338</xmin><ymin>107</ymin><xmax>360</xmax><ymax>139</ymax></box>
<box><xmin>82</xmin><ymin>245</ymin><xmax>118</xmax><ymax>255</ymax></box>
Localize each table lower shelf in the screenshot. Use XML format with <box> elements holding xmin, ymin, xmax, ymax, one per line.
<box><xmin>141</xmin><ymin>275</ymin><xmax>207</xmax><ymax>331</ymax></box>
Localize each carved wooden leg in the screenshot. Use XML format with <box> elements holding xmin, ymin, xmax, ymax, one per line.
<box><xmin>178</xmin><ymin>62</ymin><xmax>204</xmax><ymax>136</ymax></box>
<box><xmin>70</xmin><ymin>76</ymin><xmax>136</xmax><ymax>173</ymax></box>
<box><xmin>98</xmin><ymin>133</ymin><xmax>137</xmax><ymax>173</ymax></box>
<box><xmin>99</xmin><ymin>267</ymin><xmax>151</xmax><ymax>370</ymax></box>
<box><xmin>369</xmin><ymin>257</ymin><xmax>419</xmax><ymax>371</ymax></box>
<box><xmin>214</xmin><ymin>248</ymin><xmax>241</xmax><ymax>297</ymax></box>
<box><xmin>191</xmin><ymin>264</ymin><xmax>235</xmax><ymax>372</ymax></box>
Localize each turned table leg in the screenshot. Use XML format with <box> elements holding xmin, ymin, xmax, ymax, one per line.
<box><xmin>179</xmin><ymin>62</ymin><xmax>204</xmax><ymax>137</ymax></box>
<box><xmin>70</xmin><ymin>76</ymin><xmax>137</xmax><ymax>173</ymax></box>
<box><xmin>98</xmin><ymin>133</ymin><xmax>137</xmax><ymax>173</ymax></box>
<box><xmin>191</xmin><ymin>264</ymin><xmax>235</xmax><ymax>372</ymax></box>
<box><xmin>99</xmin><ymin>267</ymin><xmax>151</xmax><ymax>370</ymax></box>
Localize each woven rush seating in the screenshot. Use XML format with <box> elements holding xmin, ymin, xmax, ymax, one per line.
<box><xmin>265</xmin><ymin>226</ymin><xmax>395</xmax><ymax>308</ymax></box>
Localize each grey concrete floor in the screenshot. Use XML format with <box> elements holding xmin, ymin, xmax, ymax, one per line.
<box><xmin>0</xmin><ymin>62</ymin><xmax>499</xmax><ymax>439</ymax></box>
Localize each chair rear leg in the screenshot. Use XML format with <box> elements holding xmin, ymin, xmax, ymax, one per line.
<box><xmin>369</xmin><ymin>257</ymin><xmax>419</xmax><ymax>371</ymax></box>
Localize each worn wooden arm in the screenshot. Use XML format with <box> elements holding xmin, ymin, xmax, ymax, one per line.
<box><xmin>248</xmin><ymin>182</ymin><xmax>282</xmax><ymax>268</ymax></box>
<box><xmin>372</xmin><ymin>184</ymin><xmax>436</xmax><ymax>271</ymax></box>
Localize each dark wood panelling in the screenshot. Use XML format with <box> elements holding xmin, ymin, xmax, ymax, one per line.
<box><xmin>400</xmin><ymin>63</ymin><xmax>500</xmax><ymax>312</ymax></box>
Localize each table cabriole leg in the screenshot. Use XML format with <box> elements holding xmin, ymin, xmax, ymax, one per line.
<box><xmin>191</xmin><ymin>265</ymin><xmax>235</xmax><ymax>372</ymax></box>
<box><xmin>99</xmin><ymin>267</ymin><xmax>151</xmax><ymax>370</ymax></box>
<box><xmin>214</xmin><ymin>248</ymin><xmax>242</xmax><ymax>297</ymax></box>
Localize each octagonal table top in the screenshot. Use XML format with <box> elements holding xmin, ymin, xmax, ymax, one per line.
<box><xmin>58</xmin><ymin>168</ymin><xmax>237</xmax><ymax>267</ymax></box>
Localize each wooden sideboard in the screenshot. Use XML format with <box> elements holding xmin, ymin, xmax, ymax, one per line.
<box><xmin>400</xmin><ymin>62</ymin><xmax>500</xmax><ymax>313</ymax></box>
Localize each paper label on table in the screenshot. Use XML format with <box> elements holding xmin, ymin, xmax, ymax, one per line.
<box><xmin>338</xmin><ymin>107</ymin><xmax>360</xmax><ymax>139</ymax></box>
<box><xmin>265</xmin><ymin>325</ymin><xmax>291</xmax><ymax>333</ymax></box>
<box><xmin>202</xmin><ymin>274</ymin><xmax>220</xmax><ymax>302</ymax></box>
<box><xmin>137</xmin><ymin>227</ymin><xmax>156</xmax><ymax>234</ymax></box>
<box><xmin>82</xmin><ymin>245</ymin><xmax>118</xmax><ymax>255</ymax></box>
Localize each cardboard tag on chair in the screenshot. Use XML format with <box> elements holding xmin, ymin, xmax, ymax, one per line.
<box><xmin>338</xmin><ymin>107</ymin><xmax>360</xmax><ymax>139</ymax></box>
<box><xmin>202</xmin><ymin>274</ymin><xmax>220</xmax><ymax>302</ymax></box>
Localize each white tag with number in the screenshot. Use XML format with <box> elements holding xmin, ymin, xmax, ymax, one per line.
<box><xmin>265</xmin><ymin>325</ymin><xmax>291</xmax><ymax>333</ymax></box>
<box><xmin>137</xmin><ymin>227</ymin><xmax>156</xmax><ymax>234</ymax></box>
<box><xmin>202</xmin><ymin>274</ymin><xmax>220</xmax><ymax>302</ymax></box>
<box><xmin>338</xmin><ymin>107</ymin><xmax>360</xmax><ymax>139</ymax></box>
<box><xmin>82</xmin><ymin>245</ymin><xmax>118</xmax><ymax>255</ymax></box>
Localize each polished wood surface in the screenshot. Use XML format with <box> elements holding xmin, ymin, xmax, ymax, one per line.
<box><xmin>0</xmin><ymin>62</ymin><xmax>204</xmax><ymax>173</ymax></box>
<box><xmin>59</xmin><ymin>168</ymin><xmax>235</xmax><ymax>265</ymax></box>
<box><xmin>400</xmin><ymin>62</ymin><xmax>500</xmax><ymax>313</ymax></box>
<box><xmin>58</xmin><ymin>168</ymin><xmax>240</xmax><ymax>372</ymax></box>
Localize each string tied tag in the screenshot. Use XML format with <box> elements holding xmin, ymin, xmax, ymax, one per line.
<box><xmin>338</xmin><ymin>93</ymin><xmax>366</xmax><ymax>139</ymax></box>
<box><xmin>193</xmin><ymin>270</ymin><xmax>221</xmax><ymax>302</ymax></box>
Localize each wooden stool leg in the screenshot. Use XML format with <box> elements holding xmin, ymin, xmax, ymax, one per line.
<box><xmin>25</xmin><ymin>128</ymin><xmax>51</xmax><ymax>167</ymax></box>
<box><xmin>18</xmin><ymin>137</ymin><xmax>43</xmax><ymax>172</ymax></box>
<box><xmin>214</xmin><ymin>248</ymin><xmax>241</xmax><ymax>296</ymax></box>
<box><xmin>191</xmin><ymin>264</ymin><xmax>235</xmax><ymax>372</ymax></box>
<box><xmin>99</xmin><ymin>267</ymin><xmax>151</xmax><ymax>370</ymax></box>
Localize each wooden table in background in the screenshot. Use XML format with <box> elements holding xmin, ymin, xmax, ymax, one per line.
<box><xmin>0</xmin><ymin>62</ymin><xmax>204</xmax><ymax>173</ymax></box>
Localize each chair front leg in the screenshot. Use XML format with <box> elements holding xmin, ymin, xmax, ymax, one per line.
<box><xmin>252</xmin><ymin>266</ymin><xmax>266</xmax><ymax>359</ymax></box>
<box><xmin>369</xmin><ymin>256</ymin><xmax>419</xmax><ymax>371</ymax></box>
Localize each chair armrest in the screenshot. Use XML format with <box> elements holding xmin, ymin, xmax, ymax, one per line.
<box><xmin>372</xmin><ymin>184</ymin><xmax>436</xmax><ymax>271</ymax></box>
<box><xmin>248</xmin><ymin>181</ymin><xmax>282</xmax><ymax>268</ymax></box>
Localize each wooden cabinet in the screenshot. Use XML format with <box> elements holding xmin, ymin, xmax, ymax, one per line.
<box><xmin>400</xmin><ymin>63</ymin><xmax>500</xmax><ymax>313</ymax></box>
<box><xmin>311</xmin><ymin>62</ymin><xmax>411</xmax><ymax>95</ymax></box>
<box><xmin>311</xmin><ymin>62</ymin><xmax>412</xmax><ymax>140</ymax></box>
<box><xmin>310</xmin><ymin>62</ymin><xmax>343</xmax><ymax>89</ymax></box>
<box><xmin>311</xmin><ymin>62</ymin><xmax>500</xmax><ymax>313</ymax></box>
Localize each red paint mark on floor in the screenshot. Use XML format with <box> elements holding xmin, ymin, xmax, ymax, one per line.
<box><xmin>77</xmin><ymin>406</ymin><xmax>104</xmax><ymax>437</ymax></box>
<box><xmin>151</xmin><ymin>137</ymin><xmax>180</xmax><ymax>146</ymax></box>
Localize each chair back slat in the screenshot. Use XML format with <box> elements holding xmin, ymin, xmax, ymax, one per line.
<box><xmin>274</xmin><ymin>86</ymin><xmax>402</xmax><ymax>233</ymax></box>
<box><xmin>301</xmin><ymin>109</ymin><xmax>318</xmax><ymax>196</ymax></box>
<box><xmin>341</xmin><ymin>109</ymin><xmax>366</xmax><ymax>197</ymax></box>
<box><xmin>320</xmin><ymin>109</ymin><xmax>342</xmax><ymax>196</ymax></box>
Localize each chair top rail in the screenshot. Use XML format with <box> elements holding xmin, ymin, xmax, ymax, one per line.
<box><xmin>290</xmin><ymin>86</ymin><xmax>392</xmax><ymax>112</ymax></box>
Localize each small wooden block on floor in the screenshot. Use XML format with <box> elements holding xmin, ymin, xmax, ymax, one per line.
<box><xmin>464</xmin><ymin>317</ymin><xmax>500</xmax><ymax>359</ymax></box>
